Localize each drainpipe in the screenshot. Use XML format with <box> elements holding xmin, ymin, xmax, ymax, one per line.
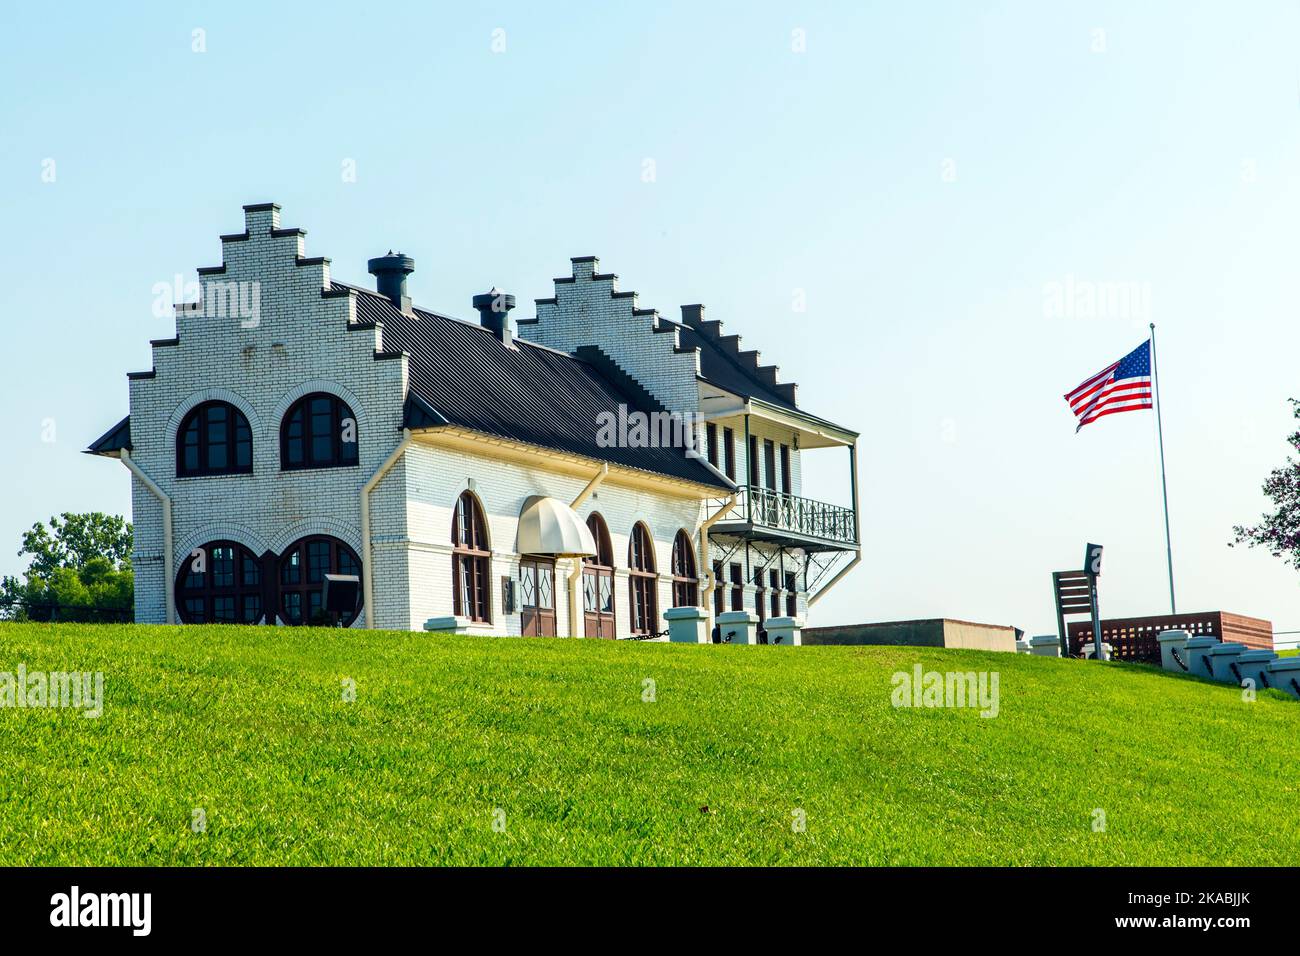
<box><xmin>699</xmin><ymin>493</ymin><xmax>738</xmax><ymax>634</ymax></box>
<box><xmin>361</xmin><ymin>428</ymin><xmax>413</xmax><ymax>629</ymax></box>
<box><xmin>568</xmin><ymin>463</ymin><xmax>609</xmax><ymax>637</ymax></box>
<box><xmin>119</xmin><ymin>449</ymin><xmax>175</xmax><ymax>625</ymax></box>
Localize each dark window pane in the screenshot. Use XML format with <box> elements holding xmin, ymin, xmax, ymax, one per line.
<box><xmin>308</xmin><ymin>541</ymin><xmax>330</xmax><ymax>583</ymax></box>
<box><xmin>243</xmin><ymin>595</ymin><xmax>262</xmax><ymax>623</ymax></box>
<box><xmin>339</xmin><ymin>551</ymin><xmax>358</xmax><ymax>577</ymax></box>
<box><xmin>283</xmin><ymin>592</ymin><xmax>301</xmax><ymax>624</ymax></box>
<box><xmin>308</xmin><ymin>590</ymin><xmax>325</xmax><ymax>624</ymax></box>
<box><xmin>213</xmin><ymin>596</ymin><xmax>235</xmax><ymax>622</ymax></box>
<box><xmin>282</xmin><ymin>550</ymin><xmax>301</xmax><ymax>585</ymax></box>
<box><xmin>212</xmin><ymin>547</ymin><xmax>234</xmax><ymax>587</ymax></box>
<box><xmin>242</xmin><ymin>556</ymin><xmax>260</xmax><ymax>587</ymax></box>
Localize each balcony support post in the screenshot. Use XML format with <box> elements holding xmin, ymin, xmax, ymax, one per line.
<box><xmin>849</xmin><ymin>440</ymin><xmax>860</xmax><ymax>544</ymax></box>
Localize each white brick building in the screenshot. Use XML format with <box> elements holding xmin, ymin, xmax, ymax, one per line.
<box><xmin>88</xmin><ymin>203</ymin><xmax>859</xmax><ymax>640</ymax></box>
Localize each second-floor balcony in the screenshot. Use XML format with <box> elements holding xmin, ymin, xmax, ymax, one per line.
<box><xmin>712</xmin><ymin>484</ymin><xmax>858</xmax><ymax>551</ymax></box>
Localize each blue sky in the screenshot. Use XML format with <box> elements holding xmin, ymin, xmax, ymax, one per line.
<box><xmin>2</xmin><ymin>1</ymin><xmax>1299</xmax><ymax>638</ymax></box>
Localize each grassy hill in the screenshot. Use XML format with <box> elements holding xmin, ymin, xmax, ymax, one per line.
<box><xmin>0</xmin><ymin>622</ymin><xmax>1295</xmax><ymax>866</ymax></box>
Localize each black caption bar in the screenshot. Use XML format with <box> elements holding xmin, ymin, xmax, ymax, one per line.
<box><xmin>0</xmin><ymin>867</ymin><xmax>1289</xmax><ymax>943</ymax></box>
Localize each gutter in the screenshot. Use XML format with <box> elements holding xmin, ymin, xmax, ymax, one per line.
<box><xmin>568</xmin><ymin>463</ymin><xmax>609</xmax><ymax>637</ymax></box>
<box><xmin>119</xmin><ymin>449</ymin><xmax>175</xmax><ymax>625</ymax></box>
<box><xmin>361</xmin><ymin>428</ymin><xmax>413</xmax><ymax>629</ymax></box>
<box><xmin>699</xmin><ymin>493</ymin><xmax>738</xmax><ymax>634</ymax></box>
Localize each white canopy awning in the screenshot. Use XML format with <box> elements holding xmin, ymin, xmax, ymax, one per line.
<box><xmin>516</xmin><ymin>496</ymin><xmax>598</xmax><ymax>557</ymax></box>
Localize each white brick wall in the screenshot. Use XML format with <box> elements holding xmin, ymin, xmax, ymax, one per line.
<box><xmin>403</xmin><ymin>441</ymin><xmax>707</xmax><ymax>636</ymax></box>
<box><xmin>118</xmin><ymin>206</ymin><xmax>722</xmax><ymax>635</ymax></box>
<box><xmin>126</xmin><ymin>204</ymin><xmax>406</xmax><ymax>625</ymax></box>
<box><xmin>520</xmin><ymin>258</ymin><xmax>702</xmax><ymax>415</ymax></box>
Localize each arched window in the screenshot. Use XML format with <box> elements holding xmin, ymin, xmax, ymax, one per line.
<box><xmin>452</xmin><ymin>492</ymin><xmax>491</xmax><ymax>623</ymax></box>
<box><xmin>279</xmin><ymin>535</ymin><xmax>361</xmax><ymax>626</ymax></box>
<box><xmin>582</xmin><ymin>513</ymin><xmax>615</xmax><ymax>639</ymax></box>
<box><xmin>671</xmin><ymin>530</ymin><xmax>698</xmax><ymax>608</ymax></box>
<box><xmin>281</xmin><ymin>393</ymin><xmax>359</xmax><ymax>470</ymax></box>
<box><xmin>175</xmin><ymin>541</ymin><xmax>263</xmax><ymax>624</ymax></box>
<box><xmin>628</xmin><ymin>522</ymin><xmax>658</xmax><ymax>637</ymax></box>
<box><xmin>177</xmin><ymin>401</ymin><xmax>252</xmax><ymax>477</ymax></box>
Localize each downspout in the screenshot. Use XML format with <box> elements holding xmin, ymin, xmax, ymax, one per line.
<box><xmin>809</xmin><ymin>438</ymin><xmax>862</xmax><ymax>608</ymax></box>
<box><xmin>362</xmin><ymin>428</ymin><xmax>413</xmax><ymax>629</ymax></box>
<box><xmin>119</xmin><ymin>449</ymin><xmax>175</xmax><ymax>625</ymax></box>
<box><xmin>699</xmin><ymin>493</ymin><xmax>738</xmax><ymax>634</ymax></box>
<box><xmin>568</xmin><ymin>463</ymin><xmax>609</xmax><ymax>637</ymax></box>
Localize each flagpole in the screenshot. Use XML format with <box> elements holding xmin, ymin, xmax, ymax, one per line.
<box><xmin>1149</xmin><ymin>322</ymin><xmax>1176</xmax><ymax>613</ymax></box>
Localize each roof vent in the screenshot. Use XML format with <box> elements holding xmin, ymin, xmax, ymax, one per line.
<box><xmin>367</xmin><ymin>251</ymin><xmax>415</xmax><ymax>315</ymax></box>
<box><xmin>472</xmin><ymin>287</ymin><xmax>517</xmax><ymax>348</ymax></box>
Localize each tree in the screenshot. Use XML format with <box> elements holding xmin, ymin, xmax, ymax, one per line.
<box><xmin>0</xmin><ymin>513</ymin><xmax>133</xmax><ymax>622</ymax></box>
<box><xmin>1232</xmin><ymin>399</ymin><xmax>1300</xmax><ymax>570</ymax></box>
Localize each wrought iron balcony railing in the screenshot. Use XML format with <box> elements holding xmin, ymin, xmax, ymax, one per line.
<box><xmin>738</xmin><ymin>484</ymin><xmax>857</xmax><ymax>545</ymax></box>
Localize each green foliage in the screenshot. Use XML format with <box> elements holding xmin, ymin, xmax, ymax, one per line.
<box><xmin>0</xmin><ymin>623</ymin><xmax>1295</xmax><ymax>865</ymax></box>
<box><xmin>1232</xmin><ymin>398</ymin><xmax>1300</xmax><ymax>570</ymax></box>
<box><xmin>0</xmin><ymin>513</ymin><xmax>133</xmax><ymax>621</ymax></box>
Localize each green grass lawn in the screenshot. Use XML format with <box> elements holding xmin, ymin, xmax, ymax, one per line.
<box><xmin>0</xmin><ymin>622</ymin><xmax>1295</xmax><ymax>866</ymax></box>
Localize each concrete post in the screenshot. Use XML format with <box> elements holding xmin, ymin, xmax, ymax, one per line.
<box><xmin>716</xmin><ymin>610</ymin><xmax>758</xmax><ymax>645</ymax></box>
<box><xmin>765</xmin><ymin>616</ymin><xmax>802</xmax><ymax>646</ymax></box>
<box><xmin>1157</xmin><ymin>629</ymin><xmax>1189</xmax><ymax>673</ymax></box>
<box><xmin>1206</xmin><ymin>642</ymin><xmax>1247</xmax><ymax>683</ymax></box>
<box><xmin>425</xmin><ymin>615</ymin><xmax>474</xmax><ymax>635</ymax></box>
<box><xmin>1183</xmin><ymin>636</ymin><xmax>1219</xmax><ymax>679</ymax></box>
<box><xmin>1265</xmin><ymin>657</ymin><xmax>1300</xmax><ymax>698</ymax></box>
<box><xmin>1028</xmin><ymin>634</ymin><xmax>1061</xmax><ymax>657</ymax></box>
<box><xmin>664</xmin><ymin>606</ymin><xmax>709</xmax><ymax>644</ymax></box>
<box><xmin>1235</xmin><ymin>649</ymin><xmax>1277</xmax><ymax>690</ymax></box>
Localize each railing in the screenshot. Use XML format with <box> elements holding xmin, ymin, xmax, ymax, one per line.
<box><xmin>738</xmin><ymin>485</ymin><xmax>857</xmax><ymax>545</ymax></box>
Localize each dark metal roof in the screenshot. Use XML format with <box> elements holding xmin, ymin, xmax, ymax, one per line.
<box><xmin>343</xmin><ymin>283</ymin><xmax>732</xmax><ymax>490</ymax></box>
<box><xmin>670</xmin><ymin>320</ymin><xmax>798</xmax><ymax>410</ymax></box>
<box><xmin>85</xmin><ymin>416</ymin><xmax>131</xmax><ymax>456</ymax></box>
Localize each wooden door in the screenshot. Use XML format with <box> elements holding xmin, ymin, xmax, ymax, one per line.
<box><xmin>583</xmin><ymin>566</ymin><xmax>615</xmax><ymax>638</ymax></box>
<box><xmin>519</xmin><ymin>557</ymin><xmax>556</xmax><ymax>637</ymax></box>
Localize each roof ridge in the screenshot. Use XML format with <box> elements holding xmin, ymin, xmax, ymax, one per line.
<box><xmin>334</xmin><ymin>280</ymin><xmax>585</xmax><ymax>363</ymax></box>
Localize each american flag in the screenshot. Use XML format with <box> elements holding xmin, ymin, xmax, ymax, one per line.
<box><xmin>1064</xmin><ymin>339</ymin><xmax>1153</xmax><ymax>431</ymax></box>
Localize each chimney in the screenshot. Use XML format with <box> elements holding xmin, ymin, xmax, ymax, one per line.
<box><xmin>367</xmin><ymin>252</ymin><xmax>415</xmax><ymax>315</ymax></box>
<box><xmin>472</xmin><ymin>287</ymin><xmax>517</xmax><ymax>348</ymax></box>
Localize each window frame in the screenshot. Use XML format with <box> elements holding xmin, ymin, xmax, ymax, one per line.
<box><xmin>278</xmin><ymin>535</ymin><xmax>362</xmax><ymax>627</ymax></box>
<box><xmin>729</xmin><ymin>562</ymin><xmax>744</xmax><ymax>612</ymax></box>
<box><xmin>176</xmin><ymin>401</ymin><xmax>253</xmax><ymax>478</ymax></box>
<box><xmin>280</xmin><ymin>392</ymin><xmax>359</xmax><ymax>472</ymax></box>
<box><xmin>175</xmin><ymin>540</ymin><xmax>265</xmax><ymax>625</ymax></box>
<box><xmin>628</xmin><ymin>522</ymin><xmax>659</xmax><ymax>636</ymax></box>
<box><xmin>582</xmin><ymin>513</ymin><xmax>616</xmax><ymax>638</ymax></box>
<box><xmin>670</xmin><ymin>530</ymin><xmax>699</xmax><ymax>608</ymax></box>
<box><xmin>452</xmin><ymin>491</ymin><xmax>492</xmax><ymax>623</ymax></box>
